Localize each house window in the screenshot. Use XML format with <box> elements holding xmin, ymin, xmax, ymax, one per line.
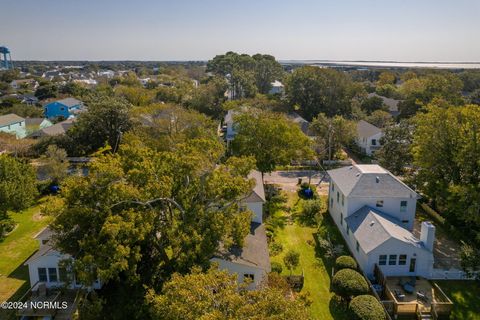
<box><xmin>356</xmin><ymin>241</ymin><xmax>360</xmax><ymax>252</ymax></box>
<box><xmin>371</xmin><ymin>139</ymin><xmax>377</xmax><ymax>146</ymax></box>
<box><xmin>376</xmin><ymin>200</ymin><xmax>384</xmax><ymax>208</ymax></box>
<box><xmin>41</xmin><ymin>239</ymin><xmax>49</xmax><ymax>245</ymax></box>
<box><xmin>337</xmin><ymin>191</ymin><xmax>339</xmax><ymax>203</ymax></box>
<box><xmin>48</xmin><ymin>268</ymin><xmax>58</xmax><ymax>282</ymax></box>
<box><xmin>346</xmin><ymin>225</ymin><xmax>350</xmax><ymax>235</ymax></box>
<box><xmin>243</xmin><ymin>274</ymin><xmax>255</xmax><ymax>282</ymax></box>
<box><xmin>332</xmin><ymin>184</ymin><xmax>335</xmax><ymax>191</ymax></box>
<box><xmin>401</xmin><ymin>220</ymin><xmax>409</xmax><ymax>224</ymax></box>
<box><xmin>389</xmin><ymin>255</ymin><xmax>397</xmax><ymax>265</ymax></box>
<box><xmin>340</xmin><ymin>213</ymin><xmax>343</xmax><ymax>225</ymax></box>
<box><xmin>379</xmin><ymin>255</ymin><xmax>387</xmax><ymax>265</ymax></box>
<box><xmin>330</xmin><ymin>198</ymin><xmax>333</xmax><ymax>207</ymax></box>
<box><xmin>38</xmin><ymin>268</ymin><xmax>47</xmax><ymax>282</ymax></box>
<box><xmin>239</xmin><ymin>204</ymin><xmax>247</xmax><ymax>212</ymax></box>
<box><xmin>400</xmin><ymin>201</ymin><xmax>407</xmax><ymax>212</ymax></box>
<box><xmin>60</xmin><ymin>107</ymin><xmax>65</xmax><ymax>111</ymax></box>
<box><xmin>342</xmin><ymin>194</ymin><xmax>344</xmax><ymax>206</ymax></box>
<box><xmin>399</xmin><ymin>255</ymin><xmax>407</xmax><ymax>265</ymax></box>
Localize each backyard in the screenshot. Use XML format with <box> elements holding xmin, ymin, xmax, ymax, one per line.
<box><xmin>435</xmin><ymin>280</ymin><xmax>480</xmax><ymax>320</ymax></box>
<box><xmin>266</xmin><ymin>190</ymin><xmax>349</xmax><ymax>320</ymax></box>
<box><xmin>0</xmin><ymin>198</ymin><xmax>51</xmax><ymax>305</ymax></box>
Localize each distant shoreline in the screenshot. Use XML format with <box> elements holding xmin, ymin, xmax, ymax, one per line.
<box><xmin>280</xmin><ymin>60</ymin><xmax>480</xmax><ymax>69</ymax></box>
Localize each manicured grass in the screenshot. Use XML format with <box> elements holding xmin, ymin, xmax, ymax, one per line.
<box><xmin>267</xmin><ymin>191</ymin><xmax>349</xmax><ymax>320</ymax></box>
<box><xmin>0</xmin><ymin>199</ymin><xmax>52</xmax><ymax>303</ymax></box>
<box><xmin>435</xmin><ymin>281</ymin><xmax>480</xmax><ymax>320</ymax></box>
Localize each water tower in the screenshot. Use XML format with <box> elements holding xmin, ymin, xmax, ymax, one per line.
<box><xmin>0</xmin><ymin>46</ymin><xmax>13</xmax><ymax>70</ymax></box>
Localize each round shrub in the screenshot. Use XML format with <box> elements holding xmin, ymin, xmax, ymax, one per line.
<box><xmin>271</xmin><ymin>261</ymin><xmax>283</xmax><ymax>274</ymax></box>
<box><xmin>349</xmin><ymin>295</ymin><xmax>386</xmax><ymax>320</ymax></box>
<box><xmin>331</xmin><ymin>269</ymin><xmax>369</xmax><ymax>301</ymax></box>
<box><xmin>335</xmin><ymin>255</ymin><xmax>358</xmax><ymax>271</ymax></box>
<box><xmin>269</xmin><ymin>242</ymin><xmax>283</xmax><ymax>256</ymax></box>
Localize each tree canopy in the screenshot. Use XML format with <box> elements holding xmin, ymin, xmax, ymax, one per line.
<box><xmin>146</xmin><ymin>266</ymin><xmax>310</xmax><ymax>320</ymax></box>
<box><xmin>230</xmin><ymin>110</ymin><xmax>313</xmax><ymax>173</ymax></box>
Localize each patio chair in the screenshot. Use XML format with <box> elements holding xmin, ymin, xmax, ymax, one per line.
<box><xmin>408</xmin><ymin>277</ymin><xmax>416</xmax><ymax>286</ymax></box>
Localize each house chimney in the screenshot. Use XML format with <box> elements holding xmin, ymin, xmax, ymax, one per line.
<box><xmin>420</xmin><ymin>221</ymin><xmax>435</xmax><ymax>252</ymax></box>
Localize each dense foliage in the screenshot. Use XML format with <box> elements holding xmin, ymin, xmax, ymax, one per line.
<box><xmin>348</xmin><ymin>295</ymin><xmax>386</xmax><ymax>320</ymax></box>
<box><xmin>146</xmin><ymin>266</ymin><xmax>310</xmax><ymax>320</ymax></box>
<box><xmin>331</xmin><ymin>268</ymin><xmax>369</xmax><ymax>301</ymax></box>
<box><xmin>335</xmin><ymin>256</ymin><xmax>358</xmax><ymax>271</ymax></box>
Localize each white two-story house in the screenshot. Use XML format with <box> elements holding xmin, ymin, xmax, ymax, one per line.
<box><xmin>328</xmin><ymin>164</ymin><xmax>435</xmax><ymax>279</ymax></box>
<box><xmin>24</xmin><ymin>228</ymin><xmax>102</xmax><ymax>290</ymax></box>
<box><xmin>356</xmin><ymin>120</ymin><xmax>384</xmax><ymax>156</ymax></box>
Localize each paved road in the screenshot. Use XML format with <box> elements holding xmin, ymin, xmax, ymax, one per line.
<box><xmin>264</xmin><ymin>170</ymin><xmax>330</xmax><ymax>192</ymax></box>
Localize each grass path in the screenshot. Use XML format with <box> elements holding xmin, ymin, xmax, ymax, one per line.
<box><xmin>0</xmin><ymin>199</ymin><xmax>52</xmax><ymax>303</ymax></box>
<box><xmin>268</xmin><ymin>191</ymin><xmax>348</xmax><ymax>320</ymax></box>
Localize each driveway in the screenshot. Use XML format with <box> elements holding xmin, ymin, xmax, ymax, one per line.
<box><xmin>264</xmin><ymin>170</ymin><xmax>330</xmax><ymax>193</ymax></box>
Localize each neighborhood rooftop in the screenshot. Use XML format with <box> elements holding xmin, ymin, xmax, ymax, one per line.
<box><xmin>245</xmin><ymin>170</ymin><xmax>266</xmax><ymax>202</ymax></box>
<box><xmin>328</xmin><ymin>164</ymin><xmax>418</xmax><ymax>198</ymax></box>
<box><xmin>345</xmin><ymin>206</ymin><xmax>426</xmax><ymax>253</ymax></box>
<box><xmin>0</xmin><ymin>113</ymin><xmax>24</xmax><ymax>127</ymax></box>
<box><xmin>214</xmin><ymin>222</ymin><xmax>270</xmax><ymax>270</ymax></box>
<box><xmin>357</xmin><ymin>119</ymin><xmax>382</xmax><ymax>138</ymax></box>
<box><xmin>54</xmin><ymin>97</ymin><xmax>82</xmax><ymax>107</ymax></box>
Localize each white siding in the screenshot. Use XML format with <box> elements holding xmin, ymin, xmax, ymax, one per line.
<box><xmin>210</xmin><ymin>258</ymin><xmax>266</xmax><ymax>289</ymax></box>
<box><xmin>246</xmin><ymin>201</ymin><xmax>263</xmax><ymax>224</ymax></box>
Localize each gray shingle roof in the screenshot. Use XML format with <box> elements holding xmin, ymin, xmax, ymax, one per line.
<box><xmin>30</xmin><ymin>119</ymin><xmax>74</xmax><ymax>138</ymax></box>
<box><xmin>345</xmin><ymin>206</ymin><xmax>425</xmax><ymax>253</ymax></box>
<box><xmin>328</xmin><ymin>164</ymin><xmax>418</xmax><ymax>198</ymax></box>
<box><xmin>214</xmin><ymin>222</ymin><xmax>271</xmax><ymax>271</ymax></box>
<box><xmin>357</xmin><ymin>120</ymin><xmax>382</xmax><ymax>138</ymax></box>
<box><xmin>55</xmin><ymin>97</ymin><xmax>82</xmax><ymax>108</ymax></box>
<box><xmin>0</xmin><ymin>113</ymin><xmax>25</xmax><ymax>127</ymax></box>
<box><xmin>368</xmin><ymin>93</ymin><xmax>400</xmax><ymax>114</ymax></box>
<box><xmin>244</xmin><ymin>170</ymin><xmax>266</xmax><ymax>203</ymax></box>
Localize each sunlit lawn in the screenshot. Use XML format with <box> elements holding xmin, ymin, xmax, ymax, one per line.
<box><xmin>267</xmin><ymin>191</ymin><xmax>349</xmax><ymax>320</ymax></box>
<box><xmin>0</xmin><ymin>198</ymin><xmax>52</xmax><ymax>303</ymax></box>
<box><xmin>435</xmin><ymin>280</ymin><xmax>480</xmax><ymax>320</ymax></box>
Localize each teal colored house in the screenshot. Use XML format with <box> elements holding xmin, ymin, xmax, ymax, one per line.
<box><xmin>44</xmin><ymin>98</ymin><xmax>83</xmax><ymax>120</ymax></box>
<box><xmin>0</xmin><ymin>113</ymin><xmax>27</xmax><ymax>138</ymax></box>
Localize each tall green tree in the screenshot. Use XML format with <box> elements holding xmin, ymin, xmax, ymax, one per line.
<box><xmin>68</xmin><ymin>95</ymin><xmax>133</xmax><ymax>154</ymax></box>
<box><xmin>231</xmin><ymin>110</ymin><xmax>313</xmax><ymax>174</ymax></box>
<box><xmin>286</xmin><ymin>66</ymin><xmax>360</xmax><ymax>120</ymax></box>
<box><xmin>376</xmin><ymin>120</ymin><xmax>414</xmax><ymax>175</ymax></box>
<box><xmin>310</xmin><ymin>114</ymin><xmax>355</xmax><ymax>160</ymax></box>
<box><xmin>0</xmin><ymin>155</ymin><xmax>38</xmax><ymax>236</ymax></box>
<box><xmin>412</xmin><ymin>103</ymin><xmax>480</xmax><ymax>242</ymax></box>
<box><xmin>252</xmin><ymin>54</ymin><xmax>284</xmax><ymax>94</ymax></box>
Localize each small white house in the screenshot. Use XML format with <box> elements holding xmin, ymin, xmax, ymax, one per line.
<box><xmin>211</xmin><ymin>169</ymin><xmax>270</xmax><ymax>289</ymax></box>
<box><xmin>24</xmin><ymin>228</ymin><xmax>102</xmax><ymax>290</ymax></box>
<box><xmin>0</xmin><ymin>113</ymin><xmax>27</xmax><ymax>138</ymax></box>
<box><xmin>356</xmin><ymin>120</ymin><xmax>384</xmax><ymax>156</ymax></box>
<box><xmin>10</xmin><ymin>79</ymin><xmax>39</xmax><ymax>90</ymax></box>
<box><xmin>328</xmin><ymin>164</ymin><xmax>435</xmax><ymax>279</ymax></box>
<box><xmin>268</xmin><ymin>80</ymin><xmax>284</xmax><ymax>95</ymax></box>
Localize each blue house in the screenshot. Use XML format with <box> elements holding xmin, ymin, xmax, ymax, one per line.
<box><xmin>44</xmin><ymin>98</ymin><xmax>83</xmax><ymax>120</ymax></box>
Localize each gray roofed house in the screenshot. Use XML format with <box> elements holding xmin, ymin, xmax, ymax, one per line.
<box><xmin>56</xmin><ymin>97</ymin><xmax>82</xmax><ymax>108</ymax></box>
<box><xmin>345</xmin><ymin>206</ymin><xmax>424</xmax><ymax>253</ymax></box>
<box><xmin>328</xmin><ymin>164</ymin><xmax>418</xmax><ymax>199</ymax></box>
<box><xmin>367</xmin><ymin>93</ymin><xmax>400</xmax><ymax>117</ymax></box>
<box><xmin>356</xmin><ymin>120</ymin><xmax>384</xmax><ymax>155</ymax></box>
<box><xmin>357</xmin><ymin>120</ymin><xmax>382</xmax><ymax>138</ymax></box>
<box><xmin>287</xmin><ymin>112</ymin><xmax>313</xmax><ymax>136</ymax></box>
<box><xmin>0</xmin><ymin>113</ymin><xmax>25</xmax><ymax>127</ymax></box>
<box><xmin>29</xmin><ymin>118</ymin><xmax>75</xmax><ymax>138</ymax></box>
<box><xmin>214</xmin><ymin>222</ymin><xmax>270</xmax><ymax>270</ymax></box>
<box><xmin>244</xmin><ymin>170</ymin><xmax>266</xmax><ymax>203</ymax></box>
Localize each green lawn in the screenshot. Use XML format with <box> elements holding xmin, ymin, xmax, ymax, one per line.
<box><xmin>0</xmin><ymin>199</ymin><xmax>52</xmax><ymax>303</ymax></box>
<box><xmin>435</xmin><ymin>281</ymin><xmax>480</xmax><ymax>320</ymax></box>
<box><xmin>267</xmin><ymin>191</ymin><xmax>349</xmax><ymax>320</ymax></box>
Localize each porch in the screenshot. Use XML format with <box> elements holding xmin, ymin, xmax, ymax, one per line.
<box><xmin>372</xmin><ymin>265</ymin><xmax>453</xmax><ymax>319</ymax></box>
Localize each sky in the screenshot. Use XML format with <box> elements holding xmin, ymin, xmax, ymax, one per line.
<box><xmin>1</xmin><ymin>0</ymin><xmax>479</xmax><ymax>61</ymax></box>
